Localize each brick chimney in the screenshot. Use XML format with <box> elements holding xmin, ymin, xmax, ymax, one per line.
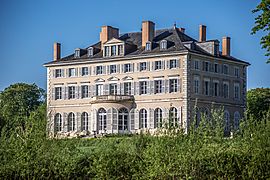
<box><xmin>222</xmin><ymin>37</ymin><xmax>231</xmax><ymax>56</ymax></box>
<box><xmin>199</xmin><ymin>25</ymin><xmax>206</xmax><ymax>42</ymax></box>
<box><xmin>179</xmin><ymin>27</ymin><xmax>185</xmax><ymax>33</ymax></box>
<box><xmin>53</xmin><ymin>42</ymin><xmax>61</xmax><ymax>61</ymax></box>
<box><xmin>142</xmin><ymin>21</ymin><xmax>155</xmax><ymax>47</ymax></box>
<box><xmin>100</xmin><ymin>26</ymin><xmax>119</xmax><ymax>48</ymax></box>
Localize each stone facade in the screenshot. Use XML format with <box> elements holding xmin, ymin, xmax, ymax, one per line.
<box><xmin>44</xmin><ymin>21</ymin><xmax>249</xmax><ymax>137</ymax></box>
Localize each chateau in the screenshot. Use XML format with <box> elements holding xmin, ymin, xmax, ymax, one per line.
<box><xmin>44</xmin><ymin>21</ymin><xmax>249</xmax><ymax>136</ymax></box>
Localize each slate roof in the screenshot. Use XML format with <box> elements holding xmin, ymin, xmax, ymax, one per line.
<box><xmin>44</xmin><ymin>27</ymin><xmax>250</xmax><ymax>66</ymax></box>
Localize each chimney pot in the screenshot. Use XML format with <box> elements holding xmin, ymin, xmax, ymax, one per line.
<box><xmin>53</xmin><ymin>42</ymin><xmax>61</xmax><ymax>61</ymax></box>
<box><xmin>142</xmin><ymin>21</ymin><xmax>155</xmax><ymax>47</ymax></box>
<box><xmin>199</xmin><ymin>25</ymin><xmax>206</xmax><ymax>42</ymax></box>
<box><xmin>222</xmin><ymin>37</ymin><xmax>231</xmax><ymax>56</ymax></box>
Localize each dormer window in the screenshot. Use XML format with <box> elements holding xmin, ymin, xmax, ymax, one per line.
<box><xmin>145</xmin><ymin>41</ymin><xmax>151</xmax><ymax>51</ymax></box>
<box><xmin>103</xmin><ymin>44</ymin><xmax>124</xmax><ymax>57</ymax></box>
<box><xmin>74</xmin><ymin>49</ymin><xmax>80</xmax><ymax>58</ymax></box>
<box><xmin>87</xmin><ymin>47</ymin><xmax>93</xmax><ymax>57</ymax></box>
<box><xmin>160</xmin><ymin>40</ymin><xmax>167</xmax><ymax>50</ymax></box>
<box><xmin>111</xmin><ymin>45</ymin><xmax>117</xmax><ymax>56</ymax></box>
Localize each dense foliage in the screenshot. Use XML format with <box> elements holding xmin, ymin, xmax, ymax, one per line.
<box><xmin>0</xmin><ymin>84</ymin><xmax>269</xmax><ymax>179</ymax></box>
<box><xmin>252</xmin><ymin>0</ymin><xmax>270</xmax><ymax>63</ymax></box>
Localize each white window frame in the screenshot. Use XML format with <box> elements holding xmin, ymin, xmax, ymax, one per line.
<box><xmin>81</xmin><ymin>85</ymin><xmax>89</xmax><ymax>98</ymax></box>
<box><xmin>68</xmin><ymin>68</ymin><xmax>76</xmax><ymax>77</ymax></box>
<box><xmin>68</xmin><ymin>86</ymin><xmax>76</xmax><ymax>99</ymax></box>
<box><xmin>87</xmin><ymin>47</ymin><xmax>93</xmax><ymax>57</ymax></box>
<box><xmin>55</xmin><ymin>87</ymin><xmax>62</xmax><ymax>100</ymax></box>
<box><xmin>154</xmin><ymin>61</ymin><xmax>162</xmax><ymax>70</ymax></box>
<box><xmin>124</xmin><ymin>63</ymin><xmax>131</xmax><ymax>73</ymax></box>
<box><xmin>169</xmin><ymin>79</ymin><xmax>178</xmax><ymax>93</ymax></box>
<box><xmin>96</xmin><ymin>66</ymin><xmax>104</xmax><ymax>75</ymax></box>
<box><xmin>169</xmin><ymin>59</ymin><xmax>177</xmax><ymax>69</ymax></box>
<box><xmin>139</xmin><ymin>81</ymin><xmax>148</xmax><ymax>95</ymax></box>
<box><xmin>140</xmin><ymin>62</ymin><xmax>147</xmax><ymax>71</ymax></box>
<box><xmin>145</xmin><ymin>41</ymin><xmax>151</xmax><ymax>51</ymax></box>
<box><xmin>81</xmin><ymin>67</ymin><xmax>89</xmax><ymax>76</ymax></box>
<box><xmin>55</xmin><ymin>69</ymin><xmax>63</xmax><ymax>78</ymax></box>
<box><xmin>160</xmin><ymin>40</ymin><xmax>167</xmax><ymax>50</ymax></box>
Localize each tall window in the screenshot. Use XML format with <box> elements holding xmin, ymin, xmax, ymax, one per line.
<box><xmin>224</xmin><ymin>111</ymin><xmax>230</xmax><ymax>132</ymax></box>
<box><xmin>223</xmin><ymin>64</ymin><xmax>229</xmax><ymax>75</ymax></box>
<box><xmin>139</xmin><ymin>81</ymin><xmax>147</xmax><ymax>95</ymax></box>
<box><xmin>55</xmin><ymin>87</ymin><xmax>62</xmax><ymax>100</ymax></box>
<box><xmin>124</xmin><ymin>63</ymin><xmax>131</xmax><ymax>73</ymax></box>
<box><xmin>124</xmin><ymin>82</ymin><xmax>131</xmax><ymax>95</ymax></box>
<box><xmin>68</xmin><ymin>112</ymin><xmax>75</xmax><ymax>132</ymax></box>
<box><xmin>214</xmin><ymin>82</ymin><xmax>219</xmax><ymax>96</ymax></box>
<box><xmin>118</xmin><ymin>108</ymin><xmax>128</xmax><ymax>131</ymax></box>
<box><xmin>109</xmin><ymin>83</ymin><xmax>117</xmax><ymax>95</ymax></box>
<box><xmin>81</xmin><ymin>112</ymin><xmax>88</xmax><ymax>131</ymax></box>
<box><xmin>69</xmin><ymin>68</ymin><xmax>76</xmax><ymax>77</ymax></box>
<box><xmin>234</xmin><ymin>111</ymin><xmax>240</xmax><ymax>130</ymax></box>
<box><xmin>160</xmin><ymin>40</ymin><xmax>167</xmax><ymax>50</ymax></box>
<box><xmin>87</xmin><ymin>47</ymin><xmax>93</xmax><ymax>57</ymax></box>
<box><xmin>214</xmin><ymin>63</ymin><xmax>219</xmax><ymax>73</ymax></box>
<box><xmin>169</xmin><ymin>107</ymin><xmax>178</xmax><ymax>127</ymax></box>
<box><xmin>234</xmin><ymin>67</ymin><xmax>239</xmax><ymax>77</ymax></box>
<box><xmin>82</xmin><ymin>67</ymin><xmax>89</xmax><ymax>76</ymax></box>
<box><xmin>223</xmin><ymin>82</ymin><xmax>229</xmax><ymax>98</ymax></box>
<box><xmin>234</xmin><ymin>83</ymin><xmax>240</xmax><ymax>100</ymax></box>
<box><xmin>75</xmin><ymin>49</ymin><xmax>80</xmax><ymax>58</ymax></box>
<box><xmin>145</xmin><ymin>42</ymin><xmax>151</xmax><ymax>51</ymax></box>
<box><xmin>104</xmin><ymin>46</ymin><xmax>109</xmax><ymax>57</ymax></box>
<box><xmin>68</xmin><ymin>86</ymin><xmax>75</xmax><ymax>99</ymax></box>
<box><xmin>98</xmin><ymin>108</ymin><xmax>107</xmax><ymax>131</ymax></box>
<box><xmin>169</xmin><ymin>79</ymin><xmax>177</xmax><ymax>93</ymax></box>
<box><xmin>194</xmin><ymin>60</ymin><xmax>199</xmax><ymax>70</ymax></box>
<box><xmin>139</xmin><ymin>109</ymin><xmax>147</xmax><ymax>128</ymax></box>
<box><xmin>194</xmin><ymin>77</ymin><xmax>200</xmax><ymax>94</ymax></box>
<box><xmin>110</xmin><ymin>65</ymin><xmax>116</xmax><ymax>74</ymax></box>
<box><xmin>55</xmin><ymin>69</ymin><xmax>63</xmax><ymax>78</ymax></box>
<box><xmin>54</xmin><ymin>113</ymin><xmax>62</xmax><ymax>132</ymax></box>
<box><xmin>203</xmin><ymin>61</ymin><xmax>209</xmax><ymax>72</ymax></box>
<box><xmin>140</xmin><ymin>62</ymin><xmax>147</xmax><ymax>71</ymax></box>
<box><xmin>169</xmin><ymin>59</ymin><xmax>177</xmax><ymax>69</ymax></box>
<box><xmin>154</xmin><ymin>80</ymin><xmax>162</xmax><ymax>94</ymax></box>
<box><xmin>96</xmin><ymin>66</ymin><xmax>104</xmax><ymax>75</ymax></box>
<box><xmin>81</xmin><ymin>85</ymin><xmax>89</xmax><ymax>98</ymax></box>
<box><xmin>96</xmin><ymin>84</ymin><xmax>104</xmax><ymax>96</ymax></box>
<box><xmin>204</xmin><ymin>79</ymin><xmax>210</xmax><ymax>96</ymax></box>
<box><xmin>154</xmin><ymin>108</ymin><xmax>162</xmax><ymax>128</ymax></box>
<box><xmin>118</xmin><ymin>45</ymin><xmax>124</xmax><ymax>55</ymax></box>
<box><xmin>111</xmin><ymin>45</ymin><xmax>117</xmax><ymax>56</ymax></box>
<box><xmin>154</xmin><ymin>61</ymin><xmax>162</xmax><ymax>70</ymax></box>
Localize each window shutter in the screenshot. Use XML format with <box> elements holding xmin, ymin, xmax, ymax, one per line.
<box><xmin>52</xmin><ymin>69</ymin><xmax>56</xmax><ymax>78</ymax></box>
<box><xmin>78</xmin><ymin>67</ymin><xmax>82</xmax><ymax>76</ymax></box>
<box><xmin>78</xmin><ymin>85</ymin><xmax>81</xmax><ymax>99</ymax></box>
<box><xmin>120</xmin><ymin>82</ymin><xmax>124</xmax><ymax>95</ymax></box>
<box><xmin>177</xmin><ymin>78</ymin><xmax>181</xmax><ymax>92</ymax></box>
<box><xmin>210</xmin><ymin>81</ymin><xmax>213</xmax><ymax>96</ymax></box>
<box><xmin>107</xmin><ymin>65</ymin><xmax>110</xmax><ymax>74</ymax></box>
<box><xmin>162</xmin><ymin>60</ymin><xmax>165</xmax><ymax>69</ymax></box>
<box><xmin>149</xmin><ymin>108</ymin><xmax>154</xmax><ymax>128</ymax></box>
<box><xmin>136</xmin><ymin>63</ymin><xmax>140</xmax><ymax>72</ymax></box>
<box><xmin>150</xmin><ymin>81</ymin><xmax>154</xmax><ymax>94</ymax></box>
<box><xmin>177</xmin><ymin>107</ymin><xmax>181</xmax><ymax>127</ymax></box>
<box><xmin>92</xmin><ymin>109</ymin><xmax>97</xmax><ymax>132</ymax></box>
<box><xmin>130</xmin><ymin>82</ymin><xmax>134</xmax><ymax>95</ymax></box>
<box><xmin>52</xmin><ymin>87</ymin><xmax>55</xmax><ymax>100</ymax></box>
<box><xmin>121</xmin><ymin>64</ymin><xmax>124</xmax><ymax>73</ymax></box>
<box><xmin>152</xmin><ymin>61</ymin><xmax>155</xmax><ymax>70</ymax></box>
<box><xmin>134</xmin><ymin>110</ymin><xmax>139</xmax><ymax>130</ymax></box>
<box><xmin>63</xmin><ymin>86</ymin><xmax>67</xmax><ymax>100</ymax></box>
<box><xmin>167</xmin><ymin>60</ymin><xmax>170</xmax><ymax>69</ymax></box>
<box><xmin>93</xmin><ymin>67</ymin><xmax>96</xmax><ymax>75</ymax></box>
<box><xmin>131</xmin><ymin>63</ymin><xmax>134</xmax><ymax>72</ymax></box>
<box><xmin>88</xmin><ymin>85</ymin><xmax>91</xmax><ymax>98</ymax></box>
<box><xmin>147</xmin><ymin>81</ymin><xmax>150</xmax><ymax>94</ymax></box>
<box><xmin>117</xmin><ymin>82</ymin><xmax>121</xmax><ymax>95</ymax></box>
<box><xmin>66</xmin><ymin>69</ymin><xmax>69</xmax><ymax>77</ymax></box>
<box><xmin>75</xmin><ymin>68</ymin><xmax>78</xmax><ymax>76</ymax></box>
<box><xmin>107</xmin><ymin>108</ymin><xmax>112</xmax><ymax>132</ymax></box>
<box><xmin>135</xmin><ymin>82</ymin><xmax>139</xmax><ymax>95</ymax></box>
<box><xmin>89</xmin><ymin>66</ymin><xmax>92</xmax><ymax>76</ymax></box>
<box><xmin>177</xmin><ymin>59</ymin><xmax>180</xmax><ymax>68</ymax></box>
<box><xmin>116</xmin><ymin>64</ymin><xmax>120</xmax><ymax>73</ymax></box>
<box><xmin>63</xmin><ymin>113</ymin><xmax>68</xmax><ymax>132</ymax></box>
<box><xmin>162</xmin><ymin>80</ymin><xmax>165</xmax><ymax>93</ymax></box>
<box><xmin>147</xmin><ymin>62</ymin><xmax>150</xmax><ymax>71</ymax></box>
<box><xmin>104</xmin><ymin>84</ymin><xmax>109</xmax><ymax>95</ymax></box>
<box><xmin>103</xmin><ymin>66</ymin><xmax>106</xmax><ymax>75</ymax></box>
<box><xmin>87</xmin><ymin>112</ymin><xmax>91</xmax><ymax>132</ymax></box>
<box><xmin>112</xmin><ymin>108</ymin><xmax>118</xmax><ymax>131</ymax></box>
<box><xmin>92</xmin><ymin>85</ymin><xmax>96</xmax><ymax>96</ymax></box>
<box><xmin>165</xmin><ymin>79</ymin><xmax>169</xmax><ymax>93</ymax></box>
<box><xmin>77</xmin><ymin>112</ymin><xmax>81</xmax><ymax>131</ymax></box>
<box><xmin>61</xmin><ymin>87</ymin><xmax>65</xmax><ymax>99</ymax></box>
<box><xmin>130</xmin><ymin>109</ymin><xmax>135</xmax><ymax>131</ymax></box>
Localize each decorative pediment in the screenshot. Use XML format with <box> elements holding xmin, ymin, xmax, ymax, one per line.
<box><xmin>122</xmin><ymin>76</ymin><xmax>133</xmax><ymax>81</ymax></box>
<box><xmin>107</xmin><ymin>76</ymin><xmax>120</xmax><ymax>81</ymax></box>
<box><xmin>104</xmin><ymin>37</ymin><xmax>124</xmax><ymax>45</ymax></box>
<box><xmin>94</xmin><ymin>78</ymin><xmax>105</xmax><ymax>82</ymax></box>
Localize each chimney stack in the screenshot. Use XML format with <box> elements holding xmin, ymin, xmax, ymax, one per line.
<box><xmin>53</xmin><ymin>42</ymin><xmax>61</xmax><ymax>61</ymax></box>
<box><xmin>199</xmin><ymin>25</ymin><xmax>206</xmax><ymax>42</ymax></box>
<box><xmin>100</xmin><ymin>26</ymin><xmax>119</xmax><ymax>48</ymax></box>
<box><xmin>179</xmin><ymin>27</ymin><xmax>185</xmax><ymax>33</ymax></box>
<box><xmin>142</xmin><ymin>21</ymin><xmax>155</xmax><ymax>47</ymax></box>
<box><xmin>222</xmin><ymin>37</ymin><xmax>231</xmax><ymax>56</ymax></box>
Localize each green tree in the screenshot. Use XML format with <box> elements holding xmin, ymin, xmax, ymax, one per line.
<box><xmin>247</xmin><ymin>88</ymin><xmax>270</xmax><ymax>120</ymax></box>
<box><xmin>0</xmin><ymin>83</ymin><xmax>45</xmax><ymax>130</ymax></box>
<box><xmin>251</xmin><ymin>0</ymin><xmax>270</xmax><ymax>63</ymax></box>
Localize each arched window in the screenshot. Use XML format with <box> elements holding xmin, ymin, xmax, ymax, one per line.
<box><xmin>68</xmin><ymin>112</ymin><xmax>75</xmax><ymax>132</ymax></box>
<box><xmin>224</xmin><ymin>110</ymin><xmax>230</xmax><ymax>132</ymax></box>
<box><xmin>160</xmin><ymin>40</ymin><xmax>167</xmax><ymax>50</ymax></box>
<box><xmin>81</xmin><ymin>112</ymin><xmax>88</xmax><ymax>131</ymax></box>
<box><xmin>139</xmin><ymin>109</ymin><xmax>147</xmax><ymax>128</ymax></box>
<box><xmin>98</xmin><ymin>108</ymin><xmax>107</xmax><ymax>131</ymax></box>
<box><xmin>234</xmin><ymin>111</ymin><xmax>240</xmax><ymax>130</ymax></box>
<box><xmin>154</xmin><ymin>108</ymin><xmax>163</xmax><ymax>128</ymax></box>
<box><xmin>118</xmin><ymin>108</ymin><xmax>129</xmax><ymax>131</ymax></box>
<box><xmin>169</xmin><ymin>107</ymin><xmax>178</xmax><ymax>127</ymax></box>
<box><xmin>54</xmin><ymin>113</ymin><xmax>62</xmax><ymax>132</ymax></box>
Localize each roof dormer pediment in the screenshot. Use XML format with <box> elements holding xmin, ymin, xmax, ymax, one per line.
<box><xmin>107</xmin><ymin>76</ymin><xmax>120</xmax><ymax>81</ymax></box>
<box><xmin>104</xmin><ymin>37</ymin><xmax>124</xmax><ymax>45</ymax></box>
<box><xmin>122</xmin><ymin>76</ymin><xmax>133</xmax><ymax>81</ymax></box>
<box><xmin>94</xmin><ymin>78</ymin><xmax>105</xmax><ymax>83</ymax></box>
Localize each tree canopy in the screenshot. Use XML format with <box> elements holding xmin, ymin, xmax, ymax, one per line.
<box><xmin>251</xmin><ymin>0</ymin><xmax>270</xmax><ymax>63</ymax></box>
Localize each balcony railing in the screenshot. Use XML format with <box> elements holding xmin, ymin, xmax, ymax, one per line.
<box><xmin>91</xmin><ymin>95</ymin><xmax>134</xmax><ymax>103</ymax></box>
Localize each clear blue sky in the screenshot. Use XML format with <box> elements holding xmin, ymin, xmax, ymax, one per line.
<box><xmin>0</xmin><ymin>0</ymin><xmax>269</xmax><ymax>91</ymax></box>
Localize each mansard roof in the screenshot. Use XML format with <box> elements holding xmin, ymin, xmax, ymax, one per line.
<box><xmin>44</xmin><ymin>27</ymin><xmax>250</xmax><ymax>66</ymax></box>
